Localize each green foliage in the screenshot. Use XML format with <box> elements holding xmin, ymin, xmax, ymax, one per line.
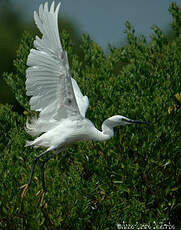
<box><xmin>169</xmin><ymin>2</ymin><xmax>181</xmax><ymax>36</ymax></box>
<box><xmin>0</xmin><ymin>3</ymin><xmax>181</xmax><ymax>229</ymax></box>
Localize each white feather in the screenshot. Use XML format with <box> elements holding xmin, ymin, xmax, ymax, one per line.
<box><xmin>26</xmin><ymin>1</ymin><xmax>89</xmax><ymax>137</ymax></box>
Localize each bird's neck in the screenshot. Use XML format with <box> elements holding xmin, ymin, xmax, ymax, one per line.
<box><xmin>101</xmin><ymin>117</ymin><xmax>114</xmax><ymax>138</ymax></box>
<box><xmin>93</xmin><ymin>118</ymin><xmax>114</xmax><ymax>141</ymax></box>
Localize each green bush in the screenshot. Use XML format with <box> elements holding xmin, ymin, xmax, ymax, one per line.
<box><xmin>0</xmin><ymin>3</ymin><xmax>180</xmax><ymax>229</ymax></box>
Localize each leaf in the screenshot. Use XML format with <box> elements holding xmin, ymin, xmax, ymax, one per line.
<box><xmin>175</xmin><ymin>93</ymin><xmax>181</xmax><ymax>103</ymax></box>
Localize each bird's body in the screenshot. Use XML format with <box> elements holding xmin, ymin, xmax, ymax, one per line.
<box><xmin>22</xmin><ymin>1</ymin><xmax>148</xmax><ymax>193</ymax></box>
<box><xmin>26</xmin><ymin>118</ymin><xmax>104</xmax><ymax>150</ymax></box>
<box><xmin>26</xmin><ymin>116</ymin><xmax>128</xmax><ymax>150</ymax></box>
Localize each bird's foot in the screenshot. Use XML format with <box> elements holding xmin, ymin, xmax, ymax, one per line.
<box><xmin>36</xmin><ymin>189</ymin><xmax>47</xmax><ymax>207</ymax></box>
<box><xmin>20</xmin><ymin>184</ymin><xmax>29</xmax><ymax>199</ymax></box>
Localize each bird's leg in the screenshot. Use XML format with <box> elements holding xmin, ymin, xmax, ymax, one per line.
<box><xmin>40</xmin><ymin>151</ymin><xmax>59</xmax><ymax>193</ymax></box>
<box><xmin>28</xmin><ymin>150</ymin><xmax>50</xmax><ymax>186</ymax></box>
<box><xmin>21</xmin><ymin>150</ymin><xmax>50</xmax><ymax>199</ymax></box>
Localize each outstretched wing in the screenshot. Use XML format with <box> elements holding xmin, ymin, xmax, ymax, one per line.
<box><xmin>71</xmin><ymin>78</ymin><xmax>89</xmax><ymax>117</ymax></box>
<box><xmin>26</xmin><ymin>1</ymin><xmax>89</xmax><ymax>121</ymax></box>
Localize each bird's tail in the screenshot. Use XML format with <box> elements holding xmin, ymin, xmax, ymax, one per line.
<box><xmin>25</xmin><ymin>115</ymin><xmax>43</xmax><ymax>137</ymax></box>
<box><xmin>25</xmin><ymin>115</ymin><xmax>58</xmax><ymax>137</ymax></box>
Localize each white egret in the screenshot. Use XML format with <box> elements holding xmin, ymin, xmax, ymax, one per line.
<box><xmin>23</xmin><ymin>1</ymin><xmax>148</xmax><ymax>193</ymax></box>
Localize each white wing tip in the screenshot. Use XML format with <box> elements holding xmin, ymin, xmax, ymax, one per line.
<box><xmin>56</xmin><ymin>2</ymin><xmax>61</xmax><ymax>15</ymax></box>
<box><xmin>35</xmin><ymin>1</ymin><xmax>61</xmax><ymax>17</ymax></box>
<box><xmin>42</xmin><ymin>1</ymin><xmax>61</xmax><ymax>12</ymax></box>
<box><xmin>44</xmin><ymin>2</ymin><xmax>48</xmax><ymax>12</ymax></box>
<box><xmin>50</xmin><ymin>1</ymin><xmax>55</xmax><ymax>12</ymax></box>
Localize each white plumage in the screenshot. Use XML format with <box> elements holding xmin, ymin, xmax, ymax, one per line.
<box><xmin>23</xmin><ymin>1</ymin><xmax>147</xmax><ymax>192</ymax></box>
<box><xmin>25</xmin><ymin>2</ymin><xmax>89</xmax><ymax>141</ymax></box>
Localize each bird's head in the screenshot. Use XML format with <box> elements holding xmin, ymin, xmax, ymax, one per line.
<box><xmin>101</xmin><ymin>115</ymin><xmax>149</xmax><ymax>139</ymax></box>
<box><xmin>106</xmin><ymin>115</ymin><xmax>149</xmax><ymax>128</ymax></box>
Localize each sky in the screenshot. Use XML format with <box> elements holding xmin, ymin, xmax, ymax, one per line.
<box><xmin>11</xmin><ymin>0</ymin><xmax>181</xmax><ymax>49</ymax></box>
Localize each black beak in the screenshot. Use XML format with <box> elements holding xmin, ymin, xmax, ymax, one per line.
<box><xmin>128</xmin><ymin>119</ymin><xmax>150</xmax><ymax>125</ymax></box>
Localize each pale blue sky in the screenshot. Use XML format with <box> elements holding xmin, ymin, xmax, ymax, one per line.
<box><xmin>12</xmin><ymin>0</ymin><xmax>180</xmax><ymax>49</ymax></box>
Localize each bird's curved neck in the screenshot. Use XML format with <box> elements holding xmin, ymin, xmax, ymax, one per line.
<box><xmin>94</xmin><ymin>118</ymin><xmax>114</xmax><ymax>141</ymax></box>
<box><xmin>102</xmin><ymin>117</ymin><xmax>114</xmax><ymax>138</ymax></box>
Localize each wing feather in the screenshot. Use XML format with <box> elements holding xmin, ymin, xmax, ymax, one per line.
<box><xmin>26</xmin><ymin>2</ymin><xmax>89</xmax><ymax>135</ymax></box>
<box><xmin>26</xmin><ymin>1</ymin><xmax>89</xmax><ymax>124</ymax></box>
<box><xmin>71</xmin><ymin>78</ymin><xmax>89</xmax><ymax>117</ymax></box>
<box><xmin>26</xmin><ymin>2</ymin><xmax>89</xmax><ymax>136</ymax></box>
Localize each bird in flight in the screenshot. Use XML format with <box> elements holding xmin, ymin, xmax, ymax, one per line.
<box><xmin>21</xmin><ymin>1</ymin><xmax>148</xmax><ymax>195</ymax></box>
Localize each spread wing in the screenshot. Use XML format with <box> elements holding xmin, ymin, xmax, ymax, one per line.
<box><xmin>26</xmin><ymin>1</ymin><xmax>89</xmax><ymax>121</ymax></box>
